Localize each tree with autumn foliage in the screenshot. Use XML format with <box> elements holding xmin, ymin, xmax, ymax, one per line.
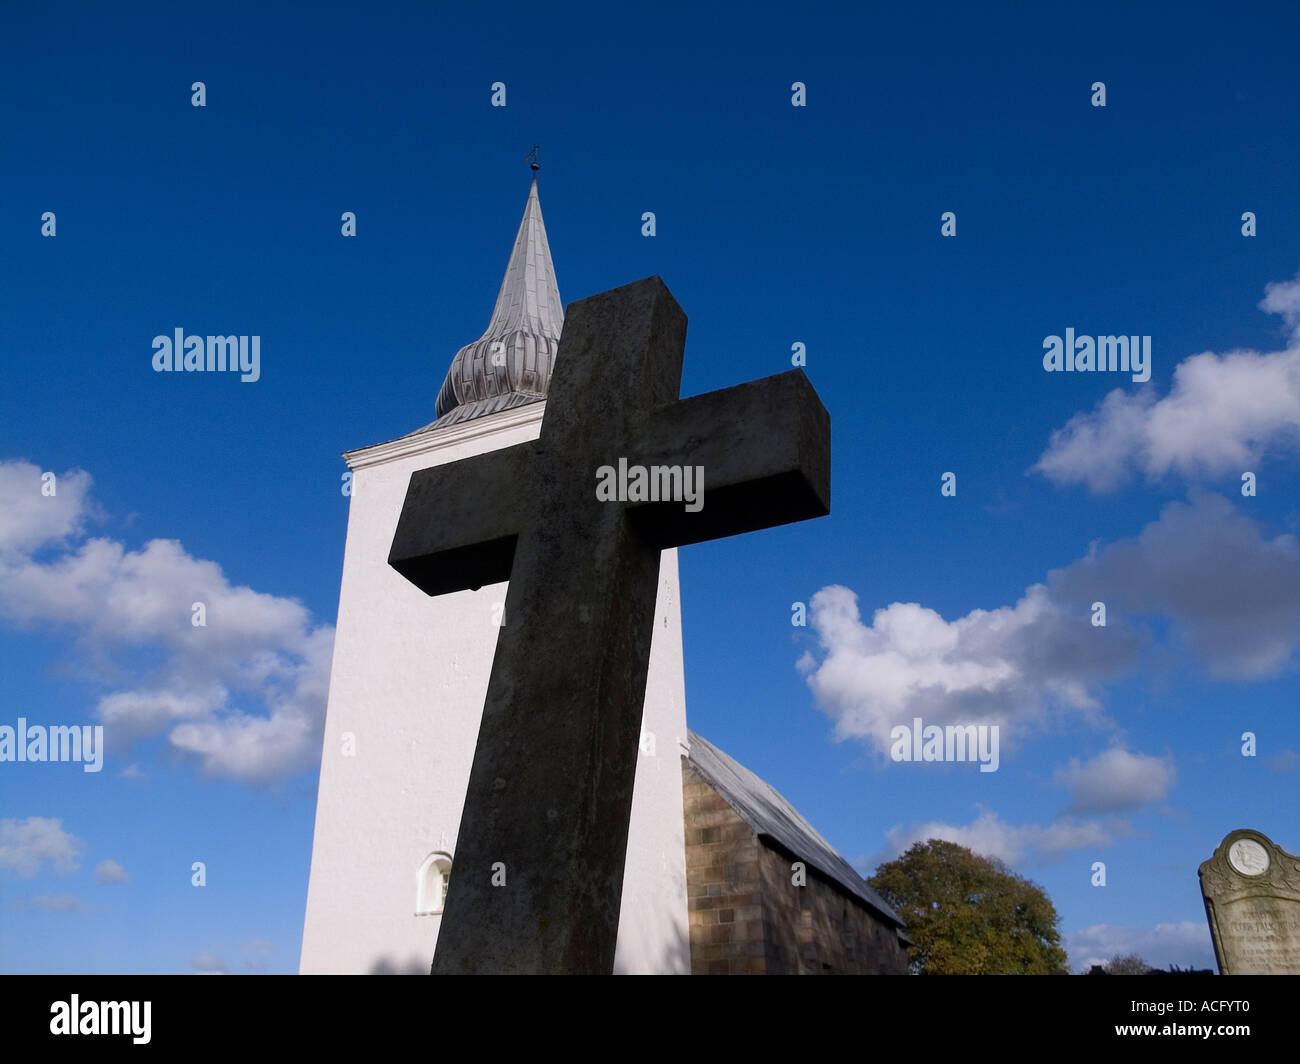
<box><xmin>868</xmin><ymin>839</ymin><xmax>1068</xmax><ymax>974</ymax></box>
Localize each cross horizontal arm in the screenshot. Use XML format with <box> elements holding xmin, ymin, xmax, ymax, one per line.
<box><xmin>627</xmin><ymin>369</ymin><xmax>830</xmax><ymax>549</ymax></box>
<box><xmin>389</xmin><ymin>441</ymin><xmax>537</xmax><ymax>595</ymax></box>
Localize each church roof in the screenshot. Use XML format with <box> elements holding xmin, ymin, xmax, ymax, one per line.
<box><xmin>686</xmin><ymin>731</ymin><xmax>904</xmax><ymax>928</ymax></box>
<box><xmin>422</xmin><ymin>178</ymin><xmax>565</xmax><ymax>430</ymax></box>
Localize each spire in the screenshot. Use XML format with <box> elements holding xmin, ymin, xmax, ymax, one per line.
<box><xmin>430</xmin><ymin>178</ymin><xmax>564</xmax><ymax>427</ymax></box>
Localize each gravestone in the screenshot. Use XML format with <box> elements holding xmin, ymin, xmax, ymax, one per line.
<box><xmin>389</xmin><ymin>275</ymin><xmax>830</xmax><ymax>973</ymax></box>
<box><xmin>1198</xmin><ymin>828</ymin><xmax>1300</xmax><ymax>974</ymax></box>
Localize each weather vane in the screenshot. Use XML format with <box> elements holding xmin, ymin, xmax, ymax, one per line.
<box><xmin>523</xmin><ymin>144</ymin><xmax>540</xmax><ymax>172</ymax></box>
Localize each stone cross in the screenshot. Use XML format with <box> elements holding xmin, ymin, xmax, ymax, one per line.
<box><xmin>390</xmin><ymin>276</ymin><xmax>830</xmax><ymax>974</ymax></box>
<box><xmin>1199</xmin><ymin>828</ymin><xmax>1300</xmax><ymax>974</ymax></box>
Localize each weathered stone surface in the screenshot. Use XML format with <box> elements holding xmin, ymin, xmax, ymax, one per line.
<box><xmin>1199</xmin><ymin>829</ymin><xmax>1300</xmax><ymax>974</ymax></box>
<box><xmin>389</xmin><ymin>275</ymin><xmax>830</xmax><ymax>973</ymax></box>
<box><xmin>682</xmin><ymin>759</ymin><xmax>909</xmax><ymax>975</ymax></box>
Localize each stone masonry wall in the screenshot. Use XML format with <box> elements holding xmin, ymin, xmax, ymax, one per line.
<box><xmin>756</xmin><ymin>838</ymin><xmax>908</xmax><ymax>974</ymax></box>
<box><xmin>683</xmin><ymin>762</ymin><xmax>766</xmax><ymax>974</ymax></box>
<box><xmin>682</xmin><ymin>761</ymin><xmax>908</xmax><ymax>975</ymax></box>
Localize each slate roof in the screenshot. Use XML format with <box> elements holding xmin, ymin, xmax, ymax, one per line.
<box><xmin>686</xmin><ymin>731</ymin><xmax>904</xmax><ymax>928</ymax></box>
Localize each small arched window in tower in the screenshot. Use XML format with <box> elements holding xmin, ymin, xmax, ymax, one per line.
<box><xmin>416</xmin><ymin>852</ymin><xmax>453</xmax><ymax>915</ymax></box>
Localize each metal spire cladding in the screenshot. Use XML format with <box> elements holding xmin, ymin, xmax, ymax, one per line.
<box><xmin>431</xmin><ymin>178</ymin><xmax>565</xmax><ymax>427</ymax></box>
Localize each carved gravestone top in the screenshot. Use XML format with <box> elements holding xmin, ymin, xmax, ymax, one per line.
<box><xmin>1198</xmin><ymin>829</ymin><xmax>1300</xmax><ymax>975</ymax></box>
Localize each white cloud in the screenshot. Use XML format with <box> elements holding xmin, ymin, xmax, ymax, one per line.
<box><xmin>242</xmin><ymin>939</ymin><xmax>274</xmax><ymax>973</ymax></box>
<box><xmin>1261</xmin><ymin>274</ymin><xmax>1300</xmax><ymax>339</ymax></box>
<box><xmin>1054</xmin><ymin>748</ymin><xmax>1176</xmax><ymax>813</ymax></box>
<box><xmin>29</xmin><ymin>894</ymin><xmax>86</xmax><ymax>912</ymax></box>
<box><xmin>1033</xmin><ymin>273</ymin><xmax>1300</xmax><ymax>492</ymax></box>
<box><xmin>167</xmin><ymin>626</ymin><xmax>334</xmax><ymax>782</ymax></box>
<box><xmin>883</xmin><ymin>809</ymin><xmax>1125</xmax><ymax>866</ymax></box>
<box><xmin>1048</xmin><ymin>492</ymin><xmax>1300</xmax><ymax>679</ymax></box>
<box><xmin>0</xmin><ymin>462</ymin><xmax>96</xmax><ymax>556</ymax></box>
<box><xmin>97</xmin><ymin>686</ymin><xmax>229</xmax><ymax>740</ymax></box>
<box><xmin>797</xmin><ymin>584</ymin><xmax>1136</xmax><ymax>755</ymax></box>
<box><xmin>190</xmin><ymin>952</ymin><xmax>228</xmax><ymax>975</ymax></box>
<box><xmin>1270</xmin><ymin>749</ymin><xmax>1300</xmax><ymax>773</ymax></box>
<box><xmin>0</xmin><ymin>817</ymin><xmax>85</xmax><ymax>878</ymax></box>
<box><xmin>95</xmin><ymin>859</ymin><xmax>129</xmax><ymax>884</ymax></box>
<box><xmin>0</xmin><ymin>460</ymin><xmax>334</xmax><ymax>785</ymax></box>
<box><xmin>1064</xmin><ymin>921</ymin><xmax>1215</xmax><ymax>973</ymax></box>
<box><xmin>799</xmin><ymin>494</ymin><xmax>1300</xmax><ymax>750</ymax></box>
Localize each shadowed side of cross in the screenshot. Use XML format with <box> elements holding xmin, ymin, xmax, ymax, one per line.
<box><xmin>389</xmin><ymin>275</ymin><xmax>830</xmax><ymax>973</ymax></box>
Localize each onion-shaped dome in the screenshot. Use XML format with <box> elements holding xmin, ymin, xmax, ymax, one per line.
<box><xmin>431</xmin><ymin>179</ymin><xmax>564</xmax><ymax>427</ymax></box>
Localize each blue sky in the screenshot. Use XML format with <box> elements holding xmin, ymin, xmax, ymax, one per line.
<box><xmin>2</xmin><ymin>0</ymin><xmax>1298</xmax><ymax>973</ymax></box>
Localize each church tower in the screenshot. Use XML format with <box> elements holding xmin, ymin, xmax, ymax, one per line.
<box><xmin>300</xmin><ymin>179</ymin><xmax>692</xmax><ymax>974</ymax></box>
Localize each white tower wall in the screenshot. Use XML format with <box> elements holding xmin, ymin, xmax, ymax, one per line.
<box><xmin>300</xmin><ymin>401</ymin><xmax>690</xmax><ymax>974</ymax></box>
